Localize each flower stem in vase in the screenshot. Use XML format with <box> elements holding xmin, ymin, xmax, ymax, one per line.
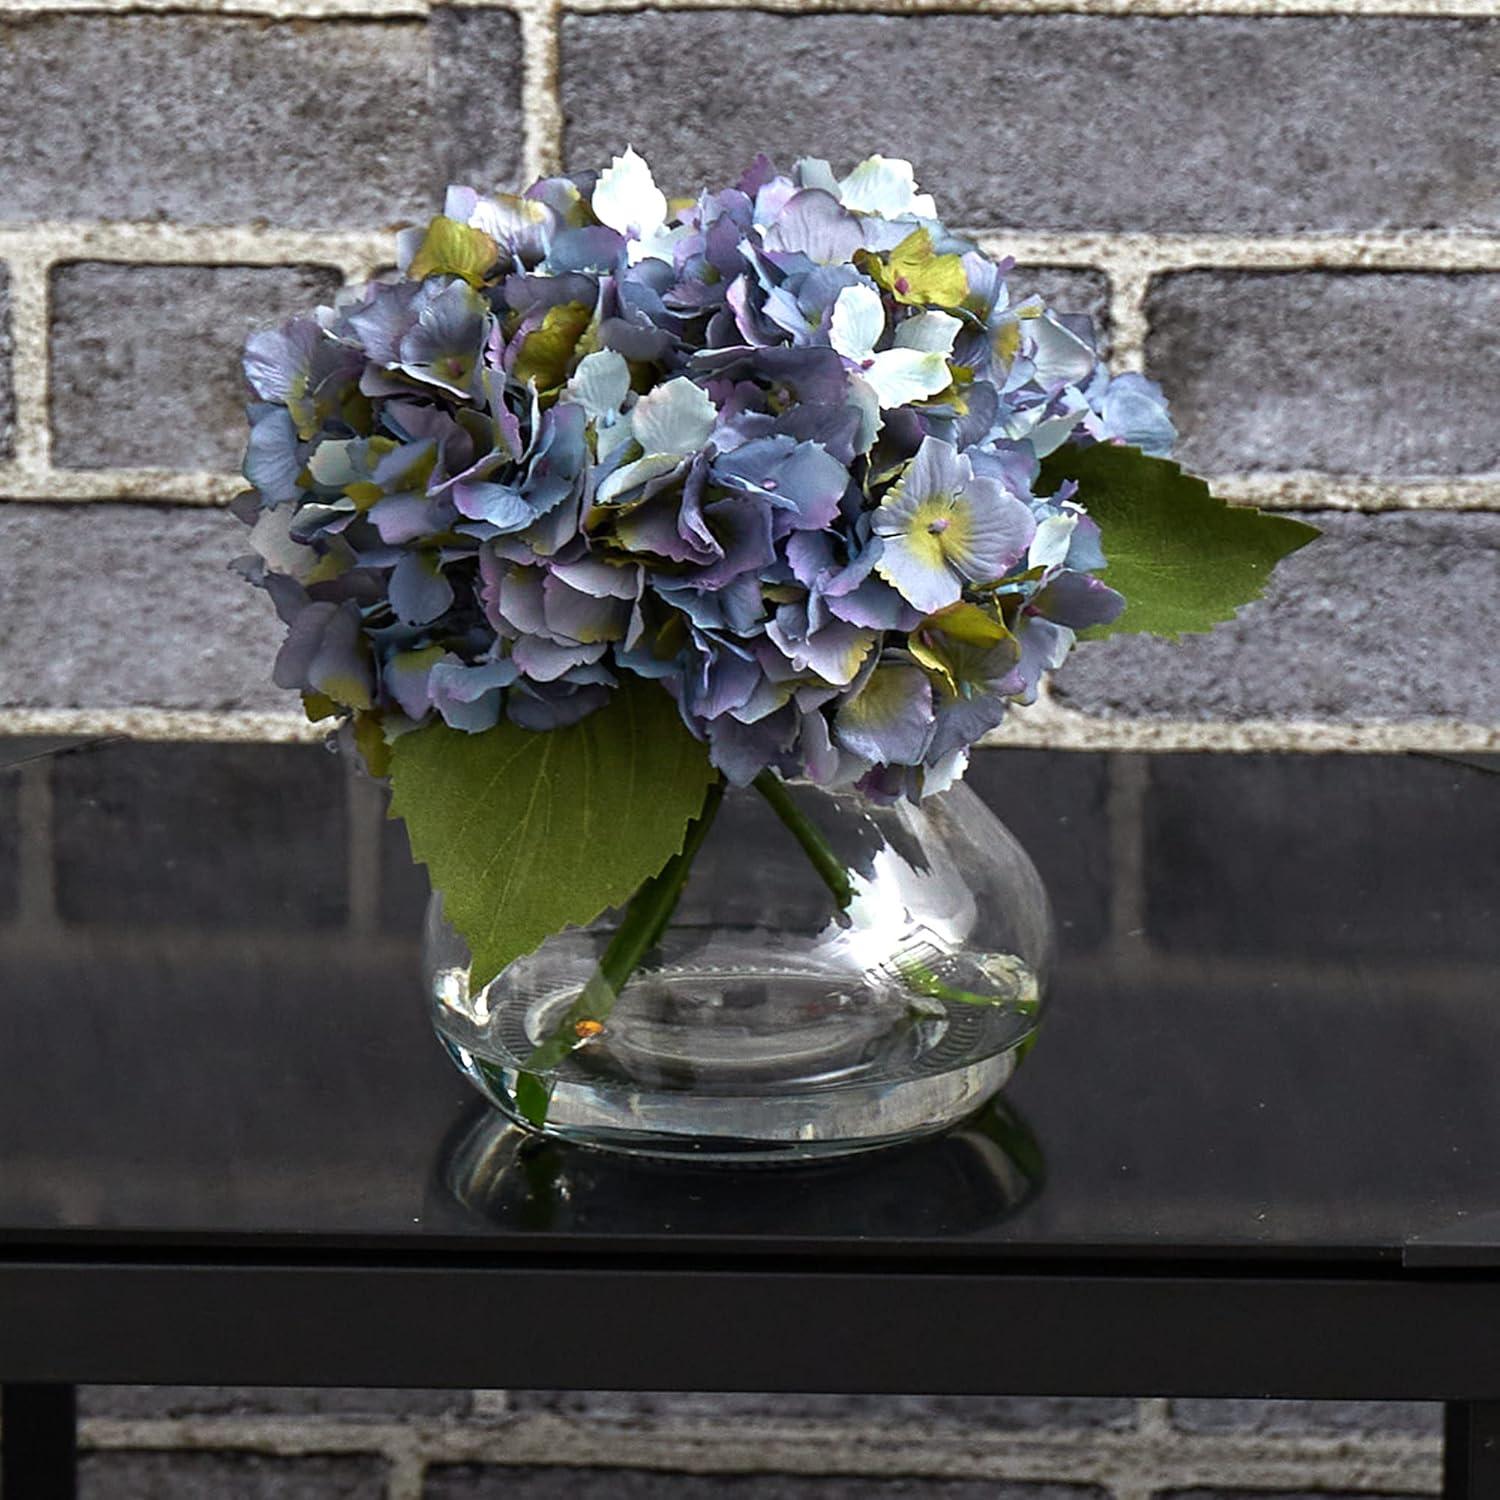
<box><xmin>513</xmin><ymin>777</ymin><xmax>726</xmax><ymax>1126</ymax></box>
<box><xmin>750</xmin><ymin>771</ymin><xmax>854</xmax><ymax>910</ymax></box>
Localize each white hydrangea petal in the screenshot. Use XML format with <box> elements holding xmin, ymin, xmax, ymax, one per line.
<box><xmin>837</xmin><ymin>155</ymin><xmax>920</xmax><ymax>218</ymax></box>
<box><xmin>595</xmin><ymin>453</ymin><xmax>684</xmax><ymax>506</ymax></box>
<box><xmin>1028</xmin><ymin>311</ymin><xmax>1098</xmax><ymax>389</ymax></box>
<box><xmin>566</xmin><ymin>349</ymin><xmax>631</xmax><ymax>423</ymax></box>
<box><xmin>592</xmin><ymin>147</ymin><xmax>668</xmax><ymax>238</ymax></box>
<box><xmin>248</xmin><ymin>505</ymin><xmax>318</xmax><ymax>578</ymax></box>
<box><xmin>628</xmin><ymin>220</ymin><xmax>690</xmax><ymax>266</ymax></box>
<box><xmin>307</xmin><ymin>439</ymin><xmax>362</xmax><ymax>489</ymax></box>
<box><xmin>864</xmin><ymin>348</ymin><xmax>952</xmax><ymax>409</ymax></box>
<box><xmin>846</xmin><ymin>373</ymin><xmax>884</xmax><ymax>453</ymax></box>
<box><xmin>467</xmin><ymin>192</ymin><xmax>553</xmax><ymax>246</ymax></box>
<box><xmin>794</xmin><ymin>157</ymin><xmax>841</xmax><ymax>197</ymax></box>
<box><xmin>629</xmin><ymin>377</ymin><xmax>717</xmax><ymax>457</ymax></box>
<box><xmin>596</xmin><ymin>416</ymin><xmax>636</xmax><ymax>465</ymax></box>
<box><xmin>1029</xmin><ymin>512</ymin><xmax>1080</xmax><ymax>570</ymax></box>
<box><xmin>893</xmin><ymin>310</ymin><xmax>962</xmax><ymax>356</ymax></box>
<box><xmin>1001</xmin><ymin>390</ymin><xmax>1092</xmax><ymax>456</ymax></box>
<box><xmin>829</xmin><ymin>284</ymin><xmax>885</xmax><ymax>363</ymax></box>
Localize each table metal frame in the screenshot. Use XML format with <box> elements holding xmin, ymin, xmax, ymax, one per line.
<box><xmin>2</xmin><ymin>1253</ymin><xmax>1498</xmax><ymax>1497</ymax></box>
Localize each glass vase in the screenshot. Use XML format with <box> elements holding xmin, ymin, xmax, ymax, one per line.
<box><xmin>424</xmin><ymin>777</ymin><xmax>1053</xmax><ymax>1162</ymax></box>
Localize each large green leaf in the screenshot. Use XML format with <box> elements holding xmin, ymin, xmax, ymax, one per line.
<box><xmin>388</xmin><ymin>679</ymin><xmax>718</xmax><ymax>988</ymax></box>
<box><xmin>1039</xmin><ymin>445</ymin><xmax>1319</xmax><ymax>640</ymax></box>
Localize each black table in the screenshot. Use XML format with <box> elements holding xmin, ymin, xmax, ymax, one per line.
<box><xmin>2</xmin><ymin>737</ymin><xmax>1498</xmax><ymax>1498</ymax></box>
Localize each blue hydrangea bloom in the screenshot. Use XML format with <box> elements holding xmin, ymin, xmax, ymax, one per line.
<box><xmin>234</xmin><ymin>149</ymin><xmax>1167</xmax><ymax>800</ymax></box>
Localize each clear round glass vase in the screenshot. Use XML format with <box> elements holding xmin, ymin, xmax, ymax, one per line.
<box><xmin>424</xmin><ymin>777</ymin><xmax>1053</xmax><ymax>1162</ymax></box>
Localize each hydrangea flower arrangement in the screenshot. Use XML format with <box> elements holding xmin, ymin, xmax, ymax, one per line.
<box><xmin>234</xmin><ymin>149</ymin><xmax>1314</xmax><ymax>998</ymax></box>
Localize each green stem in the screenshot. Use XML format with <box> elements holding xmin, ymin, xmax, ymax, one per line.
<box><xmin>513</xmin><ymin>778</ymin><xmax>726</xmax><ymax>1126</ymax></box>
<box><xmin>898</xmin><ymin>958</ymin><xmax>1040</xmax><ymax>1016</ymax></box>
<box><xmin>751</xmin><ymin>771</ymin><xmax>854</xmax><ymax>910</ymax></box>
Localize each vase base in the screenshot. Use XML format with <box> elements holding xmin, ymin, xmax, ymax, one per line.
<box><xmin>435</xmin><ymin>960</ymin><xmax>1037</xmax><ymax>1163</ymax></box>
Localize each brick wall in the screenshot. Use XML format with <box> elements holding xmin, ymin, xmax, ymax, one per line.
<box><xmin>0</xmin><ymin>0</ymin><xmax>1495</xmax><ymax>750</ymax></box>
<box><xmin>0</xmin><ymin>0</ymin><xmax>1494</xmax><ymax>1493</ymax></box>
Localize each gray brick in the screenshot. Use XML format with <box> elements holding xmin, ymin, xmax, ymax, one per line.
<box><xmin>561</xmin><ymin>15</ymin><xmax>1499</xmax><ymax>232</ymax></box>
<box><xmin>52</xmin><ymin>741</ymin><xmax>347</xmax><ymax>929</ymax></box>
<box><xmin>1169</xmin><ymin>1397</ymin><xmax>1440</xmax><ymax>1437</ymax></box>
<box><xmin>1050</xmin><ymin>512</ymin><xmax>1500</xmax><ymax>723</ymax></box>
<box><xmin>0</xmin><ymin>16</ymin><xmax>432</xmax><ymax>227</ymax></box>
<box><xmin>505</xmin><ymin>1391</ymin><xmax>1135</xmax><ymax>1431</ymax></box>
<box><xmin>80</xmin><ymin>1451</ymin><xmax>386</xmax><ymax>1500</ymax></box>
<box><xmin>428</xmin><ymin>1471</ymin><xmax>1101</xmax><ymax>1500</ymax></box>
<box><xmin>432</xmin><ymin>8</ymin><xmax>527</xmax><ymax>196</ymax></box>
<box><xmin>1143</xmin><ymin>753</ymin><xmax>1500</xmax><ymax>961</ymax></box>
<box><xmin>81</xmin><ymin>1385</ymin><xmax>468</xmax><ymax>1420</ymax></box>
<box><xmin>1010</xmin><ymin>267</ymin><xmax>1111</xmax><ymax>359</ymax></box>
<box><xmin>0</xmin><ymin>264</ymin><xmax>13</xmax><ymax>460</ymax></box>
<box><xmin>1148</xmin><ymin>272</ymin><xmax>1500</xmax><ymax>476</ymax></box>
<box><xmin>50</xmin><ymin>264</ymin><xmax>344</xmax><ymax>472</ymax></box>
<box><xmin>0</xmin><ymin>504</ymin><xmax>287</xmax><ymax>711</ymax></box>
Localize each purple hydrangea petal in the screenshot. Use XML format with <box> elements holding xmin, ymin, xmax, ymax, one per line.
<box><xmin>452</xmin><ymin>481</ymin><xmax>535</xmax><ymax>530</ymax></box>
<box><xmin>764</xmin><ymin>189</ymin><xmax>866</xmax><ymax>265</ymax></box>
<box><xmin>427</xmin><ymin>657</ymin><xmax>519</xmax><ymax>732</ymax></box>
<box><xmin>834</xmin><ymin>662</ymin><xmax>934</xmax><ymax>767</ymax></box>
<box><xmin>389</xmin><ymin>552</ymin><xmax>454</xmax><ymax>626</ymax></box>
<box><xmin>243</xmin><ymin>405</ymin><xmax>304</xmax><ymax>506</ymax></box>
<box><xmin>1031</xmin><ymin>570</ymin><xmax>1126</xmax><ymax>629</ymax></box>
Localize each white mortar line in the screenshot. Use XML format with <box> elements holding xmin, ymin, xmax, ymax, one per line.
<box><xmin>1211</xmin><ymin>473</ymin><xmax>1500</xmax><ymax>511</ymax></box>
<box><xmin>385</xmin><ymin>1449</ymin><xmax>428</xmax><ymax>1500</ymax></box>
<box><xmin>2</xmin><ymin>219</ymin><xmax>1493</xmax><ymax>274</ymax></box>
<box><xmin>2</xmin><ymin>702</ymin><xmax>1498</xmax><ymax>754</ymax></box>
<box><xmin>10</xmin><ymin>466</ymin><xmax>1497</xmax><ymax>512</ymax></box>
<box><xmin>6</xmin><ymin>255</ymin><xmax>52</xmax><ymax>476</ymax></box>
<box><xmin>0</xmin><ymin>0</ymin><xmax>1490</xmax><ymax>12</ymax></box>
<box><xmin>76</xmin><ymin>1413</ymin><xmax>1442</xmax><ymax>1494</ymax></box>
<box><xmin>974</xmin><ymin>229</ymin><xmax>1500</xmax><ymax>274</ymax></box>
<box><xmin>561</xmin><ymin>0</ymin><xmax>1487</xmax><ymax>12</ymax></box>
<box><xmin>1136</xmin><ymin>1398</ymin><xmax>1174</xmax><ymax>1439</ymax></box>
<box><xmin>11</xmin><ymin>466</ymin><xmax>1499</xmax><ymax>512</ymax></box>
<box><xmin>1102</xmin><ymin>261</ymin><xmax>1152</xmax><ymax>373</ymax></box>
<box><xmin>0</xmin><ymin>0</ymin><xmax>427</xmax><ymax>13</ymax></box>
<box><xmin>517</xmin><ymin>0</ymin><xmax>564</xmax><ymax>181</ymax></box>
<box><xmin>8</xmin><ymin>465</ymin><xmax>1499</xmax><ymax>512</ymax></box>
<box><xmin>0</xmin><ymin>707</ymin><xmax>325</xmax><ymax>742</ymax></box>
<box><xmin>0</xmin><ymin>467</ymin><xmax>242</xmax><ymax>504</ymax></box>
<box><xmin>983</xmin><ymin>704</ymin><xmax>1500</xmax><ymax>754</ymax></box>
<box><xmin>0</xmin><ymin>223</ymin><xmax>393</xmax><ymax>267</ymax></box>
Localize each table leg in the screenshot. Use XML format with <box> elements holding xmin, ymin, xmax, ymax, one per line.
<box><xmin>2</xmin><ymin>1384</ymin><xmax>77</xmax><ymax>1500</ymax></box>
<box><xmin>1444</xmin><ymin>1401</ymin><xmax>1500</xmax><ymax>1499</ymax></box>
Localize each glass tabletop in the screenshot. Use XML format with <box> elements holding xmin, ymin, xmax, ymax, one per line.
<box><xmin>0</xmin><ymin>735</ymin><xmax>1495</xmax><ymax>1265</ymax></box>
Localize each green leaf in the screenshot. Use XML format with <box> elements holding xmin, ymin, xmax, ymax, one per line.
<box><xmin>1039</xmin><ymin>444</ymin><xmax>1320</xmax><ymax>640</ymax></box>
<box><xmin>388</xmin><ymin>678</ymin><xmax>718</xmax><ymax>989</ymax></box>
